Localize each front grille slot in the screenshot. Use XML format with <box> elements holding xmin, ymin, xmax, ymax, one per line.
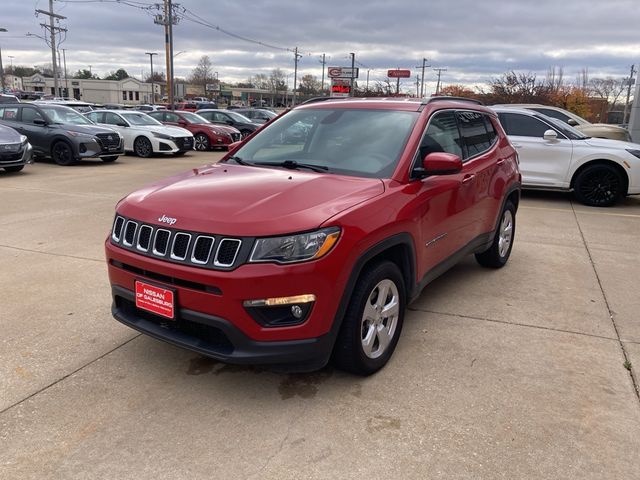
<box><xmin>153</xmin><ymin>229</ymin><xmax>171</xmax><ymax>256</ymax></box>
<box><xmin>95</xmin><ymin>133</ymin><xmax>120</xmax><ymax>150</ymax></box>
<box><xmin>171</xmin><ymin>232</ymin><xmax>191</xmax><ymax>260</ymax></box>
<box><xmin>192</xmin><ymin>236</ymin><xmax>214</xmax><ymax>264</ymax></box>
<box><xmin>123</xmin><ymin>221</ymin><xmax>137</xmax><ymax>246</ymax></box>
<box><xmin>215</xmin><ymin>239</ymin><xmax>241</xmax><ymax>267</ymax></box>
<box><xmin>136</xmin><ymin>225</ymin><xmax>153</xmax><ymax>252</ymax></box>
<box><xmin>112</xmin><ymin>216</ymin><xmax>125</xmax><ymax>242</ymax></box>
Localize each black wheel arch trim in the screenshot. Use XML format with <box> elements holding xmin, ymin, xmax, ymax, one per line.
<box><xmin>569</xmin><ymin>160</ymin><xmax>629</xmax><ymax>194</ymax></box>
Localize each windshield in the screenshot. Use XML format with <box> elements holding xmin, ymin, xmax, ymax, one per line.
<box><xmin>536</xmin><ymin>114</ymin><xmax>589</xmax><ymax>140</ymax></box>
<box><xmin>121</xmin><ymin>112</ymin><xmax>163</xmax><ymax>126</ymax></box>
<box><xmin>181</xmin><ymin>112</ymin><xmax>210</xmax><ymax>124</ymax></box>
<box><xmin>41</xmin><ymin>106</ymin><xmax>94</xmax><ymax>125</ymax></box>
<box><xmin>228</xmin><ymin>108</ymin><xmax>419</xmax><ymax>179</ymax></box>
<box><xmin>226</xmin><ymin>111</ymin><xmax>252</xmax><ymax>123</ymax></box>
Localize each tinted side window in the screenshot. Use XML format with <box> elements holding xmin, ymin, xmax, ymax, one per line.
<box><xmin>530</xmin><ymin>108</ymin><xmax>572</xmax><ymax>123</ymax></box>
<box><xmin>86</xmin><ymin>112</ymin><xmax>103</xmax><ymax>123</ymax></box>
<box><xmin>104</xmin><ymin>113</ymin><xmax>124</xmax><ymax>126</ymax></box>
<box><xmin>0</xmin><ymin>107</ymin><xmax>19</xmax><ymax>120</ymax></box>
<box><xmin>21</xmin><ymin>107</ymin><xmax>44</xmax><ymax>124</ymax></box>
<box><xmin>457</xmin><ymin>111</ymin><xmax>492</xmax><ymax>158</ymax></box>
<box><xmin>484</xmin><ymin>116</ymin><xmax>498</xmax><ymax>145</ymax></box>
<box><xmin>165</xmin><ymin>112</ymin><xmax>180</xmax><ymax>123</ymax></box>
<box><xmin>419</xmin><ymin>110</ymin><xmax>463</xmax><ymax>159</ymax></box>
<box><xmin>499</xmin><ymin>112</ymin><xmax>550</xmax><ymax>138</ymax></box>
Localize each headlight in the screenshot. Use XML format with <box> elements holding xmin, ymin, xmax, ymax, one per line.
<box><xmin>210</xmin><ymin>128</ymin><xmax>222</xmax><ymax>135</ymax></box>
<box><xmin>626</xmin><ymin>149</ymin><xmax>640</xmax><ymax>160</ymax></box>
<box><xmin>249</xmin><ymin>227</ymin><xmax>340</xmax><ymax>264</ymax></box>
<box><xmin>152</xmin><ymin>131</ymin><xmax>174</xmax><ymax>140</ymax></box>
<box><xmin>20</xmin><ymin>135</ymin><xmax>28</xmax><ymax>145</ymax></box>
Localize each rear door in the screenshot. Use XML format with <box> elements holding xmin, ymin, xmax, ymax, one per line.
<box><xmin>498</xmin><ymin>112</ymin><xmax>573</xmax><ymax>187</ymax></box>
<box><xmin>18</xmin><ymin>106</ymin><xmax>50</xmax><ymax>155</ymax></box>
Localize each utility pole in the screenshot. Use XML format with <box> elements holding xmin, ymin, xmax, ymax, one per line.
<box><xmin>623</xmin><ymin>64</ymin><xmax>636</xmax><ymax>125</ymax></box>
<box><xmin>434</xmin><ymin>67</ymin><xmax>447</xmax><ymax>95</ymax></box>
<box><xmin>292</xmin><ymin>47</ymin><xmax>302</xmax><ymax>106</ymax></box>
<box><xmin>156</xmin><ymin>0</ymin><xmax>178</xmax><ymax>108</ymax></box>
<box><xmin>349</xmin><ymin>52</ymin><xmax>355</xmax><ymax>97</ymax></box>
<box><xmin>416</xmin><ymin>75</ymin><xmax>420</xmax><ymax>97</ymax></box>
<box><xmin>415</xmin><ymin>58</ymin><xmax>430</xmax><ymax>98</ymax></box>
<box><xmin>319</xmin><ymin>53</ymin><xmax>326</xmax><ymax>95</ymax></box>
<box><xmin>366</xmin><ymin>69</ymin><xmax>370</xmax><ymax>94</ymax></box>
<box><xmin>36</xmin><ymin>0</ymin><xmax>67</xmax><ymax>98</ymax></box>
<box><xmin>62</xmin><ymin>48</ymin><xmax>68</xmax><ymax>97</ymax></box>
<box><xmin>146</xmin><ymin>52</ymin><xmax>157</xmax><ymax>104</ymax></box>
<box><xmin>0</xmin><ymin>28</ymin><xmax>6</xmax><ymax>93</ymax></box>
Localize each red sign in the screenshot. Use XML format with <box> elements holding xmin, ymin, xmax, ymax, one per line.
<box><xmin>388</xmin><ymin>69</ymin><xmax>411</xmax><ymax>78</ymax></box>
<box><xmin>135</xmin><ymin>280</ymin><xmax>175</xmax><ymax>319</ymax></box>
<box><xmin>331</xmin><ymin>85</ymin><xmax>351</xmax><ymax>94</ymax></box>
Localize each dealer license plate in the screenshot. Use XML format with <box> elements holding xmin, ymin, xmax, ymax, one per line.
<box><xmin>135</xmin><ymin>280</ymin><xmax>175</xmax><ymax>320</ymax></box>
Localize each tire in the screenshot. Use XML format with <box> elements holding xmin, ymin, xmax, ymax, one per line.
<box><xmin>573</xmin><ymin>163</ymin><xmax>625</xmax><ymax>207</ymax></box>
<box><xmin>101</xmin><ymin>156</ymin><xmax>118</xmax><ymax>163</ymax></box>
<box><xmin>475</xmin><ymin>201</ymin><xmax>516</xmax><ymax>268</ymax></box>
<box><xmin>333</xmin><ymin>261</ymin><xmax>406</xmax><ymax>376</ymax></box>
<box><xmin>133</xmin><ymin>136</ymin><xmax>153</xmax><ymax>158</ymax></box>
<box><xmin>51</xmin><ymin>141</ymin><xmax>76</xmax><ymax>166</ymax></box>
<box><xmin>4</xmin><ymin>165</ymin><xmax>24</xmax><ymax>173</ymax></box>
<box><xmin>194</xmin><ymin>133</ymin><xmax>210</xmax><ymax>151</ymax></box>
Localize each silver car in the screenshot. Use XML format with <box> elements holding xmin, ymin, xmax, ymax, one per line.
<box><xmin>0</xmin><ymin>123</ymin><xmax>33</xmax><ymax>173</ymax></box>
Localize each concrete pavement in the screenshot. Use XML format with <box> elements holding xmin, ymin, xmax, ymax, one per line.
<box><xmin>1</xmin><ymin>154</ymin><xmax>639</xmax><ymax>479</ymax></box>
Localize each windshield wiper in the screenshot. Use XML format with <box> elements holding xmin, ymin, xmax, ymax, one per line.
<box><xmin>227</xmin><ymin>156</ymin><xmax>253</xmax><ymax>166</ymax></box>
<box><xmin>254</xmin><ymin>160</ymin><xmax>329</xmax><ymax>173</ymax></box>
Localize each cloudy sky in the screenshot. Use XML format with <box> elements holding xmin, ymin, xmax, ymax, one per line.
<box><xmin>1</xmin><ymin>0</ymin><xmax>639</xmax><ymax>93</ymax></box>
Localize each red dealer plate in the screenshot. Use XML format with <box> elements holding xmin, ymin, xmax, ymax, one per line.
<box><xmin>135</xmin><ymin>280</ymin><xmax>175</xmax><ymax>320</ymax></box>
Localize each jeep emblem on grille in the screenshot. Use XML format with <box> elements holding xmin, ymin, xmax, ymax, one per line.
<box><xmin>158</xmin><ymin>214</ymin><xmax>177</xmax><ymax>226</ymax></box>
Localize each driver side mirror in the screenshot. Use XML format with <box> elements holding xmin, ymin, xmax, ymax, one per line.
<box><xmin>33</xmin><ymin>118</ymin><xmax>47</xmax><ymax>125</ymax></box>
<box><xmin>414</xmin><ymin>152</ymin><xmax>463</xmax><ymax>178</ymax></box>
<box><xmin>543</xmin><ymin>129</ymin><xmax>558</xmax><ymax>141</ymax></box>
<box><xmin>179</xmin><ymin>120</ymin><xmax>188</xmax><ymax>126</ymax></box>
<box><xmin>567</xmin><ymin>118</ymin><xmax>579</xmax><ymax>126</ymax></box>
<box><xmin>225</xmin><ymin>120</ymin><xmax>234</xmax><ymax>125</ymax></box>
<box><xmin>117</xmin><ymin>122</ymin><xmax>128</xmax><ymax>127</ymax></box>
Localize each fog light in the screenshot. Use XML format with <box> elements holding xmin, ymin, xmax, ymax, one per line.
<box><xmin>243</xmin><ymin>294</ymin><xmax>316</xmax><ymax>327</ymax></box>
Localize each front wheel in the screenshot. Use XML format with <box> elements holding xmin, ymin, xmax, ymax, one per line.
<box><xmin>194</xmin><ymin>133</ymin><xmax>210</xmax><ymax>151</ymax></box>
<box><xmin>101</xmin><ymin>156</ymin><xmax>118</xmax><ymax>163</ymax></box>
<box><xmin>573</xmin><ymin>164</ymin><xmax>624</xmax><ymax>207</ymax></box>
<box><xmin>333</xmin><ymin>261</ymin><xmax>405</xmax><ymax>376</ymax></box>
<box><xmin>133</xmin><ymin>136</ymin><xmax>153</xmax><ymax>158</ymax></box>
<box><xmin>51</xmin><ymin>141</ymin><xmax>76</xmax><ymax>166</ymax></box>
<box><xmin>475</xmin><ymin>201</ymin><xmax>516</xmax><ymax>268</ymax></box>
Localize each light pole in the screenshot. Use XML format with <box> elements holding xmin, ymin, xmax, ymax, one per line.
<box><xmin>145</xmin><ymin>52</ymin><xmax>157</xmax><ymax>104</ymax></box>
<box><xmin>0</xmin><ymin>28</ymin><xmax>7</xmax><ymax>93</ymax></box>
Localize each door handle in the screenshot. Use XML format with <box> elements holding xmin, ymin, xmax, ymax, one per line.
<box><xmin>496</xmin><ymin>158</ymin><xmax>506</xmax><ymax>165</ymax></box>
<box><xmin>462</xmin><ymin>174</ymin><xmax>475</xmax><ymax>184</ymax></box>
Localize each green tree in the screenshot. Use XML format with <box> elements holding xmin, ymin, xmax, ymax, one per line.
<box><xmin>104</xmin><ymin>69</ymin><xmax>130</xmax><ymax>81</ymax></box>
<box><xmin>298</xmin><ymin>74</ymin><xmax>321</xmax><ymax>95</ymax></box>
<box><xmin>74</xmin><ymin>69</ymin><xmax>98</xmax><ymax>79</ymax></box>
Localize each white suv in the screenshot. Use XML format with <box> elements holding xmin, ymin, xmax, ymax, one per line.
<box><xmin>493</xmin><ymin>107</ymin><xmax>640</xmax><ymax>206</ymax></box>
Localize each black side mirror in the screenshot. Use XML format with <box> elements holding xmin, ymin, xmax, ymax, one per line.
<box><xmin>117</xmin><ymin>123</ymin><xmax>128</xmax><ymax>127</ymax></box>
<box><xmin>33</xmin><ymin>118</ymin><xmax>47</xmax><ymax>125</ymax></box>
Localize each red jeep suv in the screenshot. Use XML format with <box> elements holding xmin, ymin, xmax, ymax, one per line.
<box><xmin>106</xmin><ymin>97</ymin><xmax>521</xmax><ymax>375</ymax></box>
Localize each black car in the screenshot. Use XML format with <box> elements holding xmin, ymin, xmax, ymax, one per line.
<box><xmin>195</xmin><ymin>109</ymin><xmax>260</xmax><ymax>138</ymax></box>
<box><xmin>232</xmin><ymin>108</ymin><xmax>277</xmax><ymax>124</ymax></box>
<box><xmin>0</xmin><ymin>123</ymin><xmax>33</xmax><ymax>173</ymax></box>
<box><xmin>0</xmin><ymin>103</ymin><xmax>124</xmax><ymax>166</ymax></box>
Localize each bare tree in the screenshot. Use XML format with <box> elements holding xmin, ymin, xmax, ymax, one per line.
<box><xmin>189</xmin><ymin>55</ymin><xmax>215</xmax><ymax>95</ymax></box>
<box><xmin>298</xmin><ymin>74</ymin><xmax>321</xmax><ymax>95</ymax></box>
<box><xmin>589</xmin><ymin>77</ymin><xmax>626</xmax><ymax>110</ymax></box>
<box><xmin>545</xmin><ymin>66</ymin><xmax>564</xmax><ymax>93</ymax></box>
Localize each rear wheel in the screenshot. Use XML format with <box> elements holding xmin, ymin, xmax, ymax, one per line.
<box><xmin>333</xmin><ymin>261</ymin><xmax>405</xmax><ymax>376</ymax></box>
<box><xmin>194</xmin><ymin>133</ymin><xmax>210</xmax><ymax>151</ymax></box>
<box><xmin>4</xmin><ymin>165</ymin><xmax>24</xmax><ymax>173</ymax></box>
<box><xmin>101</xmin><ymin>156</ymin><xmax>118</xmax><ymax>162</ymax></box>
<box><xmin>475</xmin><ymin>201</ymin><xmax>516</xmax><ymax>268</ymax></box>
<box><xmin>573</xmin><ymin>163</ymin><xmax>624</xmax><ymax>207</ymax></box>
<box><xmin>51</xmin><ymin>141</ymin><xmax>76</xmax><ymax>166</ymax></box>
<box><xmin>134</xmin><ymin>136</ymin><xmax>153</xmax><ymax>158</ymax></box>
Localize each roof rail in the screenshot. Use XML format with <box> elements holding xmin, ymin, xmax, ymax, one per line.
<box><xmin>425</xmin><ymin>96</ymin><xmax>484</xmax><ymax>106</ymax></box>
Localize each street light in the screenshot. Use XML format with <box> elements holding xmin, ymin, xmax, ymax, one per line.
<box><xmin>0</xmin><ymin>28</ymin><xmax>7</xmax><ymax>93</ymax></box>
<box><xmin>145</xmin><ymin>52</ymin><xmax>158</xmax><ymax>104</ymax></box>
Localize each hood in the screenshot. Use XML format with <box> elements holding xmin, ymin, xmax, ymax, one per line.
<box><xmin>0</xmin><ymin>124</ymin><xmax>23</xmax><ymax>143</ymax></box>
<box><xmin>209</xmin><ymin>124</ymin><xmax>241</xmax><ymax>134</ymax></box>
<box><xmin>118</xmin><ymin>163</ymin><xmax>385</xmax><ymax>236</ymax></box>
<box><xmin>139</xmin><ymin>125</ymin><xmax>193</xmax><ymax>137</ymax></box>
<box><xmin>576</xmin><ymin>124</ymin><xmax>631</xmax><ymax>141</ymax></box>
<box><xmin>582</xmin><ymin>137</ymin><xmax>640</xmax><ymax>150</ymax></box>
<box><xmin>63</xmin><ymin>123</ymin><xmax>119</xmax><ymax>136</ymax></box>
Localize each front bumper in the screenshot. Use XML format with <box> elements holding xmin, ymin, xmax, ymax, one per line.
<box><xmin>156</xmin><ymin>136</ymin><xmax>194</xmax><ymax>153</ymax></box>
<box><xmin>0</xmin><ymin>142</ymin><xmax>33</xmax><ymax>167</ymax></box>
<box><xmin>112</xmin><ymin>285</ymin><xmax>333</xmax><ymax>370</ymax></box>
<box><xmin>77</xmin><ymin>137</ymin><xmax>125</xmax><ymax>159</ymax></box>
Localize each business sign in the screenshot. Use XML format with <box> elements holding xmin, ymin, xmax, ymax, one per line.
<box><xmin>388</xmin><ymin>69</ymin><xmax>411</xmax><ymax>78</ymax></box>
<box><xmin>330</xmin><ymin>78</ymin><xmax>351</xmax><ymax>97</ymax></box>
<box><xmin>206</xmin><ymin>83</ymin><xmax>221</xmax><ymax>92</ymax></box>
<box><xmin>328</xmin><ymin>67</ymin><xmax>359</xmax><ymax>78</ymax></box>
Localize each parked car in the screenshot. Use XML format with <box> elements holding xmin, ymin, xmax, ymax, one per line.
<box><xmin>147</xmin><ymin>110</ymin><xmax>241</xmax><ymax>151</ymax></box>
<box><xmin>0</xmin><ymin>123</ymin><xmax>33</xmax><ymax>173</ymax></box>
<box><xmin>173</xmin><ymin>102</ymin><xmax>198</xmax><ymax>112</ymax></box>
<box><xmin>196</xmin><ymin>109</ymin><xmax>259</xmax><ymax>138</ymax></box>
<box><xmin>493</xmin><ymin>107</ymin><xmax>640</xmax><ymax>206</ymax></box>
<box><xmin>135</xmin><ymin>105</ymin><xmax>167</xmax><ymax>112</ymax></box>
<box><xmin>494</xmin><ymin>104</ymin><xmax>632</xmax><ymax>142</ymax></box>
<box><xmin>0</xmin><ymin>103</ymin><xmax>123</xmax><ymax>165</ymax></box>
<box><xmin>105</xmin><ymin>97</ymin><xmax>521</xmax><ymax>375</ymax></box>
<box><xmin>85</xmin><ymin>110</ymin><xmax>194</xmax><ymax>157</ymax></box>
<box><xmin>34</xmin><ymin>100</ymin><xmax>96</xmax><ymax>113</ymax></box>
<box><xmin>0</xmin><ymin>94</ymin><xmax>20</xmax><ymax>103</ymax></box>
<box><xmin>194</xmin><ymin>102</ymin><xmax>218</xmax><ymax>110</ymax></box>
<box><xmin>232</xmin><ymin>108</ymin><xmax>278</xmax><ymax>124</ymax></box>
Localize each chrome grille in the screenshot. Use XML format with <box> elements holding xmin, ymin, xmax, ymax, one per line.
<box><xmin>95</xmin><ymin>133</ymin><xmax>120</xmax><ymax>150</ymax></box>
<box><xmin>214</xmin><ymin>239</ymin><xmax>241</xmax><ymax>267</ymax></box>
<box><xmin>110</xmin><ymin>215</ymin><xmax>244</xmax><ymax>270</ymax></box>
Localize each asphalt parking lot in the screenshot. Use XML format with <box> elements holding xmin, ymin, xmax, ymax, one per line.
<box><xmin>1</xmin><ymin>153</ymin><xmax>640</xmax><ymax>479</ymax></box>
